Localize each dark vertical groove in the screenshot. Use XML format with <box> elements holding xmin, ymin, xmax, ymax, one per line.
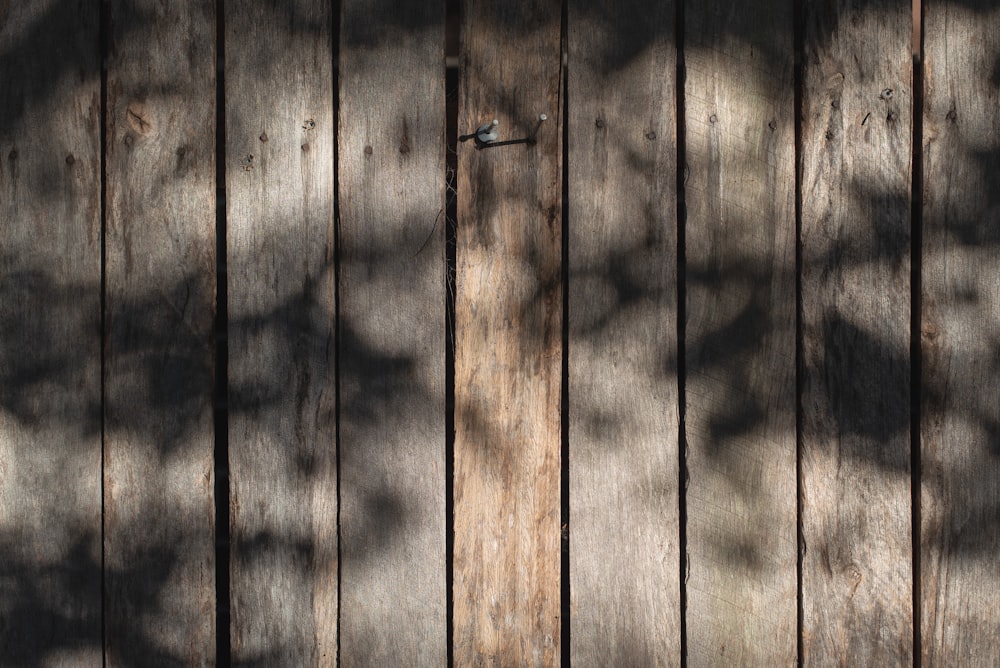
<box><xmin>910</xmin><ymin>0</ymin><xmax>924</xmax><ymax>664</ymax></box>
<box><xmin>444</xmin><ymin>50</ymin><xmax>458</xmax><ymax>668</ymax></box>
<box><xmin>792</xmin><ymin>0</ymin><xmax>805</xmax><ymax>665</ymax></box>
<box><xmin>213</xmin><ymin>1</ymin><xmax>231</xmax><ymax>665</ymax></box>
<box><xmin>674</xmin><ymin>1</ymin><xmax>688</xmax><ymax>664</ymax></box>
<box><xmin>331</xmin><ymin>0</ymin><xmax>342</xmax><ymax>665</ymax></box>
<box><xmin>99</xmin><ymin>1</ymin><xmax>109</xmax><ymax>665</ymax></box>
<box><xmin>559</xmin><ymin>0</ymin><xmax>570</xmax><ymax>660</ymax></box>
<box><xmin>444</xmin><ymin>3</ymin><xmax>459</xmax><ymax>664</ymax></box>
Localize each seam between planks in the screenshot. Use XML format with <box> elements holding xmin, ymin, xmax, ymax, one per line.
<box><xmin>332</xmin><ymin>0</ymin><xmax>343</xmax><ymax>664</ymax></box>
<box><xmin>214</xmin><ymin>1</ymin><xmax>231</xmax><ymax>664</ymax></box>
<box><xmin>910</xmin><ymin>0</ymin><xmax>924</xmax><ymax>664</ymax></box>
<box><xmin>675</xmin><ymin>1</ymin><xmax>689</xmax><ymax>664</ymax></box>
<box><xmin>559</xmin><ymin>0</ymin><xmax>571</xmax><ymax>660</ymax></box>
<box><xmin>99</xmin><ymin>1</ymin><xmax>109</xmax><ymax>663</ymax></box>
<box><xmin>793</xmin><ymin>0</ymin><xmax>804</xmax><ymax>664</ymax></box>
<box><xmin>445</xmin><ymin>13</ymin><xmax>459</xmax><ymax>664</ymax></box>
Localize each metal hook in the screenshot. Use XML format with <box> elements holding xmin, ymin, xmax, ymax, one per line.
<box><xmin>461</xmin><ymin>114</ymin><xmax>548</xmax><ymax>150</ymax></box>
<box><xmin>459</xmin><ymin>119</ymin><xmax>499</xmax><ymax>148</ymax></box>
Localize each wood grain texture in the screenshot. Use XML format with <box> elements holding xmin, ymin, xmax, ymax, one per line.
<box><xmin>921</xmin><ymin>2</ymin><xmax>1000</xmax><ymax>662</ymax></box>
<box><xmin>0</xmin><ymin>2</ymin><xmax>102</xmax><ymax>664</ymax></box>
<box><xmin>567</xmin><ymin>0</ymin><xmax>680</xmax><ymax>664</ymax></box>
<box><xmin>453</xmin><ymin>0</ymin><xmax>563</xmax><ymax>664</ymax></box>
<box><xmin>225</xmin><ymin>1</ymin><xmax>336</xmax><ymax>664</ymax></box>
<box><xmin>683</xmin><ymin>2</ymin><xmax>797</xmax><ymax>664</ymax></box>
<box><xmin>800</xmin><ymin>1</ymin><xmax>913</xmax><ymax>663</ymax></box>
<box><xmin>338</xmin><ymin>1</ymin><xmax>447</xmax><ymax>664</ymax></box>
<box><xmin>104</xmin><ymin>0</ymin><xmax>216</xmax><ymax>663</ymax></box>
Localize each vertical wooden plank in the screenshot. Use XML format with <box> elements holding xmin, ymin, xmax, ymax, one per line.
<box><xmin>226</xmin><ymin>1</ymin><xmax>336</xmax><ymax>664</ymax></box>
<box><xmin>921</xmin><ymin>2</ymin><xmax>1000</xmax><ymax>661</ymax></box>
<box><xmin>567</xmin><ymin>1</ymin><xmax>680</xmax><ymax>664</ymax></box>
<box><xmin>684</xmin><ymin>1</ymin><xmax>797</xmax><ymax>664</ymax></box>
<box><xmin>0</xmin><ymin>2</ymin><xmax>102</xmax><ymax>664</ymax></box>
<box><xmin>104</xmin><ymin>0</ymin><xmax>216</xmax><ymax>663</ymax></box>
<box><xmin>338</xmin><ymin>0</ymin><xmax>446</xmax><ymax>664</ymax></box>
<box><xmin>800</xmin><ymin>0</ymin><xmax>913</xmax><ymax>663</ymax></box>
<box><xmin>454</xmin><ymin>0</ymin><xmax>563</xmax><ymax>664</ymax></box>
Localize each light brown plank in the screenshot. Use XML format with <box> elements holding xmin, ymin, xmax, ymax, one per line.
<box><xmin>567</xmin><ymin>0</ymin><xmax>680</xmax><ymax>664</ymax></box>
<box><xmin>338</xmin><ymin>1</ymin><xmax>447</xmax><ymax>663</ymax></box>
<box><xmin>225</xmin><ymin>1</ymin><xmax>336</xmax><ymax>663</ymax></box>
<box><xmin>104</xmin><ymin>0</ymin><xmax>216</xmax><ymax>663</ymax></box>
<box><xmin>683</xmin><ymin>2</ymin><xmax>797</xmax><ymax>664</ymax></box>
<box><xmin>921</xmin><ymin>2</ymin><xmax>1000</xmax><ymax>662</ymax></box>
<box><xmin>800</xmin><ymin>0</ymin><xmax>913</xmax><ymax>663</ymax></box>
<box><xmin>453</xmin><ymin>0</ymin><xmax>563</xmax><ymax>663</ymax></box>
<box><xmin>0</xmin><ymin>2</ymin><xmax>102</xmax><ymax>664</ymax></box>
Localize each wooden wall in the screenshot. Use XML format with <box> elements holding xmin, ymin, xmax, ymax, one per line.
<box><xmin>1</xmin><ymin>0</ymin><xmax>997</xmax><ymax>665</ymax></box>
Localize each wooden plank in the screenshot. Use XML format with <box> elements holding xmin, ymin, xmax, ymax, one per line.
<box><xmin>566</xmin><ymin>1</ymin><xmax>680</xmax><ymax>664</ymax></box>
<box><xmin>800</xmin><ymin>0</ymin><xmax>913</xmax><ymax>663</ymax></box>
<box><xmin>225</xmin><ymin>1</ymin><xmax>336</xmax><ymax>664</ymax></box>
<box><xmin>338</xmin><ymin>1</ymin><xmax>447</xmax><ymax>664</ymax></box>
<box><xmin>0</xmin><ymin>2</ymin><xmax>102</xmax><ymax>664</ymax></box>
<box><xmin>683</xmin><ymin>2</ymin><xmax>797</xmax><ymax>664</ymax></box>
<box><xmin>921</xmin><ymin>2</ymin><xmax>1000</xmax><ymax>662</ymax></box>
<box><xmin>104</xmin><ymin>0</ymin><xmax>216</xmax><ymax>663</ymax></box>
<box><xmin>453</xmin><ymin>0</ymin><xmax>563</xmax><ymax>663</ymax></box>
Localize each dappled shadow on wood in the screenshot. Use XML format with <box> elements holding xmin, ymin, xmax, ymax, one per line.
<box><xmin>0</xmin><ymin>534</ymin><xmax>100</xmax><ymax>665</ymax></box>
<box><xmin>3</xmin><ymin>0</ymin><xmax>1000</xmax><ymax>663</ymax></box>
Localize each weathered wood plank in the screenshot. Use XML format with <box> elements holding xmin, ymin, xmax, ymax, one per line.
<box><xmin>683</xmin><ymin>2</ymin><xmax>797</xmax><ymax>664</ymax></box>
<box><xmin>338</xmin><ymin>1</ymin><xmax>447</xmax><ymax>664</ymax></box>
<box><xmin>453</xmin><ymin>0</ymin><xmax>563</xmax><ymax>663</ymax></box>
<box><xmin>921</xmin><ymin>2</ymin><xmax>1000</xmax><ymax>662</ymax></box>
<box><xmin>104</xmin><ymin>1</ymin><xmax>216</xmax><ymax>663</ymax></box>
<box><xmin>0</xmin><ymin>2</ymin><xmax>102</xmax><ymax>664</ymax></box>
<box><xmin>567</xmin><ymin>1</ymin><xmax>680</xmax><ymax>664</ymax></box>
<box><xmin>225</xmin><ymin>1</ymin><xmax>336</xmax><ymax>663</ymax></box>
<box><xmin>800</xmin><ymin>1</ymin><xmax>913</xmax><ymax>663</ymax></box>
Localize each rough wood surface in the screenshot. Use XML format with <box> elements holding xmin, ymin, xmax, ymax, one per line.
<box><xmin>0</xmin><ymin>2</ymin><xmax>102</xmax><ymax>664</ymax></box>
<box><xmin>338</xmin><ymin>1</ymin><xmax>447</xmax><ymax>664</ymax></box>
<box><xmin>800</xmin><ymin>1</ymin><xmax>913</xmax><ymax>663</ymax></box>
<box><xmin>453</xmin><ymin>0</ymin><xmax>563</xmax><ymax>664</ymax></box>
<box><xmin>921</xmin><ymin>2</ymin><xmax>1000</xmax><ymax>662</ymax></box>
<box><xmin>104</xmin><ymin>1</ymin><xmax>216</xmax><ymax>663</ymax></box>
<box><xmin>567</xmin><ymin>1</ymin><xmax>680</xmax><ymax>664</ymax></box>
<box><xmin>683</xmin><ymin>2</ymin><xmax>798</xmax><ymax>664</ymax></box>
<box><xmin>225</xmin><ymin>1</ymin><xmax>336</xmax><ymax>663</ymax></box>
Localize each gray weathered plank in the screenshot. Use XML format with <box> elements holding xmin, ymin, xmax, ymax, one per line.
<box><xmin>567</xmin><ymin>0</ymin><xmax>680</xmax><ymax>664</ymax></box>
<box><xmin>453</xmin><ymin>0</ymin><xmax>564</xmax><ymax>663</ymax></box>
<box><xmin>225</xmin><ymin>1</ymin><xmax>336</xmax><ymax>663</ymax></box>
<box><xmin>0</xmin><ymin>2</ymin><xmax>102</xmax><ymax>664</ymax></box>
<box><xmin>921</xmin><ymin>2</ymin><xmax>1000</xmax><ymax>662</ymax></box>
<box><xmin>683</xmin><ymin>2</ymin><xmax>798</xmax><ymax>664</ymax></box>
<box><xmin>338</xmin><ymin>1</ymin><xmax>447</xmax><ymax>664</ymax></box>
<box><xmin>800</xmin><ymin>0</ymin><xmax>913</xmax><ymax>663</ymax></box>
<box><xmin>104</xmin><ymin>0</ymin><xmax>216</xmax><ymax>663</ymax></box>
